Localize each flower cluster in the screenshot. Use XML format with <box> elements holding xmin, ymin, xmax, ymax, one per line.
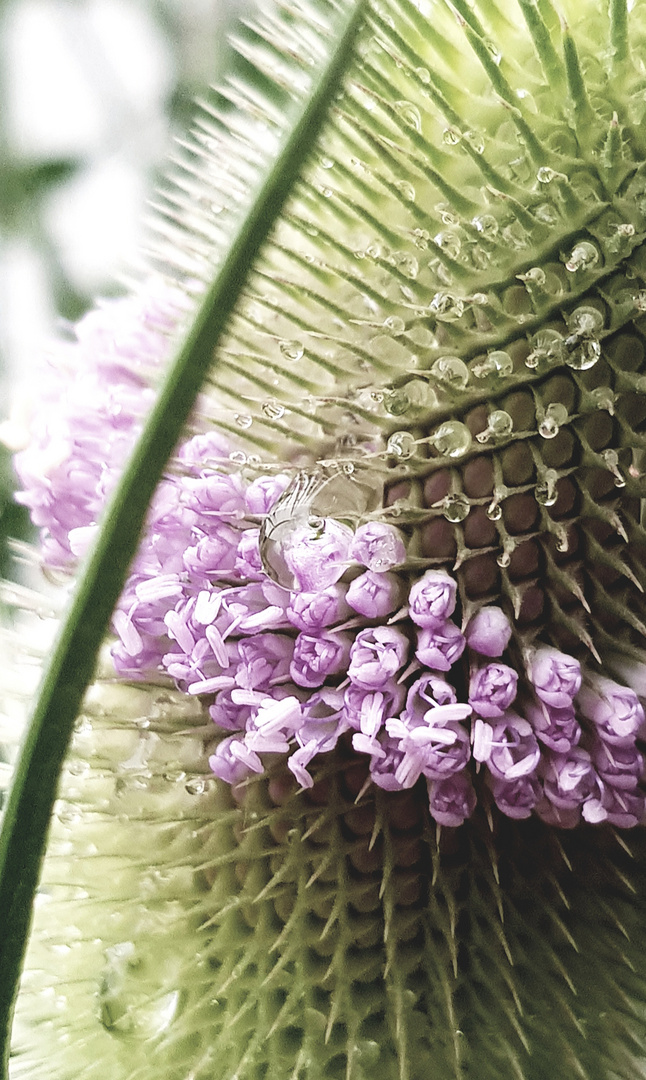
<box><xmin>13</xmin><ymin>288</ymin><xmax>646</xmax><ymax>829</ymax></box>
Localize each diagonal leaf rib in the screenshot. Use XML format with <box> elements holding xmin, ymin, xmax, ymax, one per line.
<box><xmin>0</xmin><ymin>0</ymin><xmax>365</xmax><ymax>1070</ymax></box>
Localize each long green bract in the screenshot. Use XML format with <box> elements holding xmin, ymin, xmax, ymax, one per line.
<box><xmin>0</xmin><ymin>0</ymin><xmax>365</xmax><ymax>1069</ymax></box>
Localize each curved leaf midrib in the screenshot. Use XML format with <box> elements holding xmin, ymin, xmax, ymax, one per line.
<box><xmin>0</xmin><ymin>0</ymin><xmax>366</xmax><ymax>1071</ymax></box>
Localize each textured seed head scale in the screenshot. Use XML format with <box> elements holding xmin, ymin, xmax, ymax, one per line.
<box><xmin>7</xmin><ymin>0</ymin><xmax>646</xmax><ymax>1078</ymax></box>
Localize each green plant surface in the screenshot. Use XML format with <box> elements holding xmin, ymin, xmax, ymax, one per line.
<box><xmin>5</xmin><ymin>0</ymin><xmax>646</xmax><ymax>1077</ymax></box>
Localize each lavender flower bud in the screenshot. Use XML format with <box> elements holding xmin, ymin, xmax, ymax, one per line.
<box><xmin>346</xmin><ymin>570</ymin><xmax>403</xmax><ymax>618</ymax></box>
<box><xmin>244</xmin><ymin>473</ymin><xmax>291</xmax><ymax>515</ymax></box>
<box><xmin>349</xmin><ymin>521</ymin><xmax>406</xmax><ymax>572</ymax></box>
<box><xmin>209</xmin><ymin>735</ymin><xmax>263</xmax><ymax>785</ymax></box>
<box><xmin>404</xmin><ymin>675</ymin><xmax>456</xmax><ymax>729</ymax></box>
<box><xmin>427</xmin><ymin>771</ymin><xmax>477</xmax><ymax>828</ymax></box>
<box><xmin>290</xmin><ymin>631</ymin><xmax>352</xmax><ymax>688</ymax></box>
<box><xmin>488</xmin><ymin>774</ymin><xmax>542</xmax><ymax>820</ymax></box>
<box><xmin>234</xmin><ymin>529</ymin><xmax>264</xmax><ymax>580</ymax></box>
<box><xmin>524</xmin><ymin>700</ymin><xmax>581</xmax><ymax>755</ymax></box>
<box><xmin>235</xmin><ymin>633</ymin><xmax>294</xmax><ymax>690</ymax></box>
<box><xmin>464</xmin><ymin>606</ymin><xmax>512</xmax><ymax>657</ymax></box>
<box><xmin>408</xmin><ymin>569</ymin><xmax>457</xmax><ymax>627</ymax></box>
<box><xmin>469</xmin><ymin>662</ymin><xmax>518</xmax><ymax>718</ymax></box>
<box><xmin>415</xmin><ymin>621</ymin><xmax>465</xmax><ymax>672</ymax></box>
<box><xmin>344</xmin><ymin>681</ymin><xmax>406</xmax><ymax>736</ymax></box>
<box><xmin>598</xmin><ymin>788</ymin><xmax>646</xmax><ymax>829</ymax></box>
<box><xmin>185</xmin><ymin>473</ymin><xmax>247</xmax><ymax>521</ymax></box>
<box><xmin>286</xmin><ymin>584</ymin><xmax>350</xmax><ymax>633</ymax></box>
<box><xmin>540</xmin><ymin>747</ymin><xmax>600</xmax><ymax>811</ymax></box>
<box><xmin>348</xmin><ymin>626</ymin><xmax>409</xmax><ymax>689</ymax></box>
<box><xmin>283</xmin><ymin>518</ymin><xmax>353</xmax><ymax>592</ymax></box>
<box><xmin>368</xmin><ymin>736</ymin><xmax>406</xmax><ymax>791</ymax></box>
<box><xmin>577</xmin><ymin>676</ymin><xmax>645</xmax><ymax>746</ymax></box>
<box><xmin>529</xmin><ymin>647</ymin><xmax>582</xmax><ymax>709</ymax></box>
<box><xmin>183</xmin><ymin>527</ymin><xmax>239</xmax><ymax>581</ymax></box>
<box><xmin>387</xmin><ymin>711</ymin><xmax>471</xmax><ymax>786</ymax></box>
<box><xmin>473</xmin><ymin>713</ymin><xmax>540</xmax><ymax>780</ymax></box>
<box><xmin>592</xmin><ymin>740</ymin><xmax>645</xmax><ymax>791</ymax></box>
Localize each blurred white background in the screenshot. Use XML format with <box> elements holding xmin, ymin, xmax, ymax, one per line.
<box><xmin>0</xmin><ymin>0</ymin><xmax>242</xmax><ymax>564</ymax></box>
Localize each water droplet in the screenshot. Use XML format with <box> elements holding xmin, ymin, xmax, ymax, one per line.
<box><xmin>395</xmin><ymin>180</ymin><xmax>416</xmax><ymax>202</ymax></box>
<box><xmin>534</xmin><ymin>202</ymin><xmax>559</xmax><ymax>225</ymax></box>
<box><xmin>99</xmin><ymin>943</ymin><xmax>182</xmax><ymax>1039</ymax></box>
<box><xmin>517</xmin><ymin>266</ymin><xmax>546</xmax><ymax>287</ymax></box>
<box><xmin>526</xmin><ymin>329</ymin><xmax>565</xmax><ymax>369</ymax></box>
<box><xmin>430</xmin><ymin>292</ymin><xmax>465</xmax><ymax>322</ymax></box>
<box><xmin>185</xmin><ymin>776</ymin><xmax>208</xmax><ymax>795</ymax></box>
<box><xmin>431</xmin><ymin>355</ymin><xmax>469</xmax><ymax>389</ymax></box>
<box><xmin>416</xmin><ymin>66</ymin><xmax>431</xmax><ymax>84</ymax></box>
<box><xmin>497</xmin><ymin>549</ymin><xmax>512</xmax><ymax>568</ymax></box>
<box><xmin>476</xmin><ymin>409</ymin><xmax>514</xmax><ymax>443</ymax></box>
<box><xmin>386</xmin><ymin>390</ymin><xmax>411</xmax><ymax>416</ymax></box>
<box><xmin>412</xmin><ymin>228</ymin><xmax>429</xmax><ymax>250</ymax></box>
<box><xmin>229</xmin><ymin>450</ymin><xmax>247</xmax><ymax>465</ymax></box>
<box><xmin>398</xmin><ymin>253</ymin><xmax>419</xmax><ymax>279</ymax></box>
<box><xmin>319</xmin><ymin>155</ymin><xmax>334</xmax><ymax>169</ymax></box>
<box><xmin>262</xmin><ymin>399</ymin><xmax>285</xmax><ymax>421</ymax></box>
<box><xmin>234</xmin><ymin>413</ymin><xmax>253</xmax><ymax>429</ymax></box>
<box><xmin>568</xmin><ymin>306</ymin><xmax>604</xmax><ymax>336</ymax></box>
<box><xmin>342</xmin><ymin>461</ymin><xmax>355</xmax><ymax>475</ymax></box>
<box><xmin>431</xmin><ymin>420</ymin><xmax>472</xmax><ymax>458</ymax></box>
<box><xmin>443</xmin><ymin>127</ymin><xmax>462</xmax><ymax>145</ymax></box>
<box><xmin>471</xmin><ymin>350</ymin><xmax>514</xmax><ymax>379</ymax></box>
<box><xmin>437</xmin><ymin>205</ymin><xmax>459</xmax><ymax>226</ymax></box>
<box><xmin>279</xmin><ymin>339</ymin><xmax>304</xmax><ymax>362</ymax></box>
<box><xmin>486</xmin><ymin>499</ymin><xmax>503</xmax><ymax>521</ymax></box>
<box><xmin>555</xmin><ymin>526</ymin><xmax>569</xmax><ymax>553</ymax></box>
<box><xmin>565</xmin><ymin>241</ymin><xmax>599</xmax><ymax>273</ymax></box>
<box><xmin>259</xmin><ymin>468</ymin><xmax>379</xmax><ymax>589</ymax></box>
<box><xmin>538</xmin><ymin>403</ymin><xmax>568</xmax><ymax>439</ymax></box>
<box><xmin>387</xmin><ymin>431</ymin><xmax>417</xmax><ymax>458</ymax></box>
<box><xmin>537</xmin><ymin>166</ymin><xmax>566</xmax><ymax>184</ymax></box>
<box><xmin>590</xmin><ymin>386</ymin><xmax>615</xmax><ymax>414</ymax></box>
<box><xmin>472</xmin><ymin>214</ymin><xmax>498</xmax><ymax>238</ymax></box>
<box><xmin>433</xmin><ymin>231</ymin><xmax>461</xmax><ymax>259</ymax></box>
<box><xmin>602</xmin><ymin>449</ymin><xmax>626</xmax><ymax>488</ymax></box>
<box><xmin>463</xmin><ymin>130</ymin><xmax>485</xmax><ymax>154</ymax></box>
<box><xmin>535</xmin><ymin>469</ymin><xmax>558</xmax><ymax>507</ymax></box>
<box><xmin>383</xmin><ymin>315</ymin><xmax>406</xmax><ymax>335</ymax></box>
<box><xmin>566</xmin><ymin>338</ymin><xmax>601</xmax><ymax>371</ymax></box>
<box><xmin>442</xmin><ymin>493</ymin><xmax>470</xmax><ymax>522</ymax></box>
<box><xmin>394</xmin><ymin>100</ymin><xmax>422</xmax><ymax>132</ymax></box>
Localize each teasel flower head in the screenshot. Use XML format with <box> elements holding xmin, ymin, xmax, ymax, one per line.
<box><xmin>6</xmin><ymin>0</ymin><xmax>646</xmax><ymax>1078</ymax></box>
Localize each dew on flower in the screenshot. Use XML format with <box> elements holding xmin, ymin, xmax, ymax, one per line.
<box><xmin>430</xmin><ymin>420</ymin><xmax>472</xmax><ymax>458</ymax></box>
<box><xmin>262</xmin><ymin>399</ymin><xmax>285</xmax><ymax>420</ymax></box>
<box><xmin>442</xmin><ymin>127</ymin><xmax>461</xmax><ymax>145</ymax></box>
<box><xmin>471</xmin><ymin>213</ymin><xmax>497</xmax><ymax>238</ymax></box>
<box><xmin>602</xmin><ymin>449</ymin><xmax>627</xmax><ymax>488</ymax></box>
<box><xmin>393</xmin><ymin>100</ymin><xmax>422</xmax><ymax>132</ymax></box>
<box><xmin>383</xmin><ymin>315</ymin><xmax>406</xmax><ymax>335</ymax></box>
<box><xmin>471</xmin><ymin>350</ymin><xmax>514</xmax><ymax>379</ymax></box>
<box><xmin>535</xmin><ymin>469</ymin><xmax>559</xmax><ymax>506</ymax></box>
<box><xmin>590</xmin><ymin>386</ymin><xmax>615</xmax><ymax>414</ymax></box>
<box><xmin>431</xmin><ymin>355</ymin><xmax>469</xmax><ymax>388</ymax></box>
<box><xmin>537</xmin><ymin>166</ymin><xmax>566</xmax><ymax>184</ymax></box>
<box><xmin>441</xmin><ymin>493</ymin><xmax>470</xmax><ymax>522</ymax></box>
<box><xmin>525</xmin><ymin>328</ymin><xmax>565</xmax><ymax>368</ymax></box>
<box><xmin>538</xmin><ymin>402</ymin><xmax>568</xmax><ymax>439</ymax></box>
<box><xmin>565</xmin><ymin>241</ymin><xmax>600</xmax><ymax>273</ymax></box>
<box><xmin>476</xmin><ymin>410</ymin><xmax>513</xmax><ymax>444</ymax></box>
<box><xmin>278</xmin><ymin>339</ymin><xmax>304</xmax><ymax>361</ymax></box>
<box><xmin>463</xmin><ymin>130</ymin><xmax>485</xmax><ymax>154</ymax></box>
<box><xmin>433</xmin><ymin>231</ymin><xmax>461</xmax><ymax>258</ymax></box>
<box><xmin>387</xmin><ymin>431</ymin><xmax>417</xmax><ymax>458</ymax></box>
<box><xmin>430</xmin><ymin>292</ymin><xmax>465</xmax><ymax>321</ymax></box>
